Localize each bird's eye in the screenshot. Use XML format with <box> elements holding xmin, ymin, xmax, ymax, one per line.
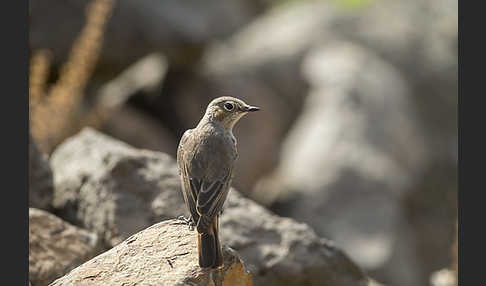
<box><xmin>224</xmin><ymin>102</ymin><xmax>234</xmax><ymax>111</ymax></box>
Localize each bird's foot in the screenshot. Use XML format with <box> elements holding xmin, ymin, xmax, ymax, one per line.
<box><xmin>177</xmin><ymin>215</ymin><xmax>195</xmax><ymax>231</ymax></box>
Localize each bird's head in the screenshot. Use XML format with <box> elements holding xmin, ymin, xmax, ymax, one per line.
<box><xmin>203</xmin><ymin>96</ymin><xmax>260</xmax><ymax>130</ymax></box>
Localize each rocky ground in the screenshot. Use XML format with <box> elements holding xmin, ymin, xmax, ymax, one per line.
<box><xmin>48</xmin><ymin>220</ymin><xmax>253</xmax><ymax>286</ymax></box>
<box><xmin>29</xmin><ymin>0</ymin><xmax>457</xmax><ymax>285</ymax></box>
<box><xmin>30</xmin><ymin>128</ymin><xmax>378</xmax><ymax>286</ymax></box>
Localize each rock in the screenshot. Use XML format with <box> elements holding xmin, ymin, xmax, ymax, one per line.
<box><xmin>332</xmin><ymin>0</ymin><xmax>457</xmax><ymax>83</ymax></box>
<box><xmin>49</xmin><ymin>219</ymin><xmax>252</xmax><ymax>286</ymax></box>
<box><xmin>29</xmin><ymin>208</ymin><xmax>102</xmax><ymax>286</ymax></box>
<box><xmin>29</xmin><ymin>134</ymin><xmax>54</xmax><ymax>210</ymax></box>
<box><xmin>254</xmin><ymin>40</ymin><xmax>426</xmax><ymax>286</ymax></box>
<box><xmin>330</xmin><ymin>0</ymin><xmax>458</xmax><ymax>173</ymax></box>
<box><xmin>237</xmin><ymin>1</ymin><xmax>457</xmax><ymax>285</ymax></box>
<box><xmin>334</xmin><ymin>1</ymin><xmax>458</xmax><ymax>282</ymax></box>
<box><xmin>222</xmin><ymin>191</ymin><xmax>370</xmax><ymax>286</ymax></box>
<box><xmin>51</xmin><ymin>128</ymin><xmax>373</xmax><ymax>285</ymax></box>
<box><xmin>51</xmin><ymin>127</ymin><xmax>185</xmax><ymax>247</ymax></box>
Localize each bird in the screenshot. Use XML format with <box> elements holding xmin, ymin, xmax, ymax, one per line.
<box><xmin>176</xmin><ymin>96</ymin><xmax>260</xmax><ymax>269</ymax></box>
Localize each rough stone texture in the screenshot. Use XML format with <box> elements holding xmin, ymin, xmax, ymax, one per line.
<box><xmin>50</xmin><ymin>128</ymin><xmax>373</xmax><ymax>285</ymax></box>
<box><xmin>49</xmin><ymin>219</ymin><xmax>252</xmax><ymax>286</ymax></box>
<box><xmin>29</xmin><ymin>134</ymin><xmax>54</xmax><ymax>210</ymax></box>
<box><xmin>222</xmin><ymin>191</ymin><xmax>369</xmax><ymax>286</ymax></box>
<box><xmin>51</xmin><ymin>128</ymin><xmax>185</xmax><ymax>247</ymax></box>
<box><xmin>29</xmin><ymin>208</ymin><xmax>102</xmax><ymax>286</ymax></box>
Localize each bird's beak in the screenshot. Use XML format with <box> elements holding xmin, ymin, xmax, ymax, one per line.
<box><xmin>244</xmin><ymin>105</ymin><xmax>260</xmax><ymax>112</ymax></box>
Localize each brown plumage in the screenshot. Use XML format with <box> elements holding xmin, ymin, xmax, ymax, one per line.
<box><xmin>177</xmin><ymin>96</ymin><xmax>259</xmax><ymax>268</ymax></box>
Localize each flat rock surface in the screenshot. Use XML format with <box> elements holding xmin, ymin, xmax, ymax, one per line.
<box><xmin>29</xmin><ymin>208</ymin><xmax>102</xmax><ymax>286</ymax></box>
<box><xmin>49</xmin><ymin>219</ymin><xmax>252</xmax><ymax>286</ymax></box>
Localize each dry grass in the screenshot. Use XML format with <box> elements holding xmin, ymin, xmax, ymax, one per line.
<box><xmin>29</xmin><ymin>0</ymin><xmax>116</xmax><ymax>154</ymax></box>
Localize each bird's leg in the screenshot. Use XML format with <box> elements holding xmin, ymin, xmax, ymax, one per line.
<box><xmin>177</xmin><ymin>215</ymin><xmax>195</xmax><ymax>231</ymax></box>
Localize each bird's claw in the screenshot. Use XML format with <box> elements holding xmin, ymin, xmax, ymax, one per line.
<box><xmin>177</xmin><ymin>215</ymin><xmax>195</xmax><ymax>231</ymax></box>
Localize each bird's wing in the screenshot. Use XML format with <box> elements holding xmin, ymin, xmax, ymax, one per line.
<box><xmin>194</xmin><ymin>170</ymin><xmax>232</xmax><ymax>217</ymax></box>
<box><xmin>177</xmin><ymin>130</ymin><xmax>199</xmax><ymax>221</ymax></box>
<box><xmin>192</xmin><ymin>168</ymin><xmax>233</xmax><ymax>232</ymax></box>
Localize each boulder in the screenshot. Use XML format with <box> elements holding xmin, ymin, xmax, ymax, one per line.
<box><xmin>237</xmin><ymin>1</ymin><xmax>456</xmax><ymax>285</ymax></box>
<box><xmin>50</xmin><ymin>128</ymin><xmax>185</xmax><ymax>247</ymax></box>
<box><xmin>29</xmin><ymin>134</ymin><xmax>54</xmax><ymax>210</ymax></box>
<box><xmin>191</xmin><ymin>8</ymin><xmax>458</xmax><ymax>277</ymax></box>
<box><xmin>29</xmin><ymin>208</ymin><xmax>102</xmax><ymax>286</ymax></box>
<box><xmin>49</xmin><ymin>219</ymin><xmax>252</xmax><ymax>286</ymax></box>
<box><xmin>254</xmin><ymin>40</ymin><xmax>426</xmax><ymax>286</ymax></box>
<box><xmin>222</xmin><ymin>191</ymin><xmax>370</xmax><ymax>286</ymax></box>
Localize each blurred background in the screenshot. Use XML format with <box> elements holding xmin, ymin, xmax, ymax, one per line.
<box><xmin>29</xmin><ymin>0</ymin><xmax>457</xmax><ymax>285</ymax></box>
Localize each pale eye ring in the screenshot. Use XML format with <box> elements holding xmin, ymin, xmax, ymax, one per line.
<box><xmin>224</xmin><ymin>102</ymin><xmax>234</xmax><ymax>111</ymax></box>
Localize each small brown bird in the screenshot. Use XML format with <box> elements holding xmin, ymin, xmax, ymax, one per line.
<box><xmin>177</xmin><ymin>96</ymin><xmax>260</xmax><ymax>268</ymax></box>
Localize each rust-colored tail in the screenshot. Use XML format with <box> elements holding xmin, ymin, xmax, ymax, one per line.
<box><xmin>197</xmin><ymin>216</ymin><xmax>223</xmax><ymax>268</ymax></box>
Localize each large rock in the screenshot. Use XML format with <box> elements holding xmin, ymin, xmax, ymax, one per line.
<box><xmin>206</xmin><ymin>3</ymin><xmax>456</xmax><ymax>286</ymax></box>
<box><xmin>49</xmin><ymin>219</ymin><xmax>252</xmax><ymax>286</ymax></box>
<box><xmin>29</xmin><ymin>134</ymin><xmax>54</xmax><ymax>210</ymax></box>
<box><xmin>254</xmin><ymin>40</ymin><xmax>426</xmax><ymax>286</ymax></box>
<box><xmin>329</xmin><ymin>0</ymin><xmax>458</xmax><ymax>182</ymax></box>
<box><xmin>246</xmin><ymin>1</ymin><xmax>456</xmax><ymax>285</ymax></box>
<box><xmin>222</xmin><ymin>191</ymin><xmax>369</xmax><ymax>286</ymax></box>
<box><xmin>29</xmin><ymin>208</ymin><xmax>102</xmax><ymax>286</ymax></box>
<box><xmin>50</xmin><ymin>128</ymin><xmax>373</xmax><ymax>285</ymax></box>
<box><xmin>51</xmin><ymin>128</ymin><xmax>185</xmax><ymax>247</ymax></box>
<box><xmin>332</xmin><ymin>0</ymin><xmax>457</xmax><ymax>87</ymax></box>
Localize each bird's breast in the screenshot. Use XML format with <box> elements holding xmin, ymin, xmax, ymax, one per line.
<box><xmin>187</xmin><ymin>126</ymin><xmax>237</xmax><ymax>180</ymax></box>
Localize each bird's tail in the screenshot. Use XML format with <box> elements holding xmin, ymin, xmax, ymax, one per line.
<box><xmin>197</xmin><ymin>216</ymin><xmax>223</xmax><ymax>268</ymax></box>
